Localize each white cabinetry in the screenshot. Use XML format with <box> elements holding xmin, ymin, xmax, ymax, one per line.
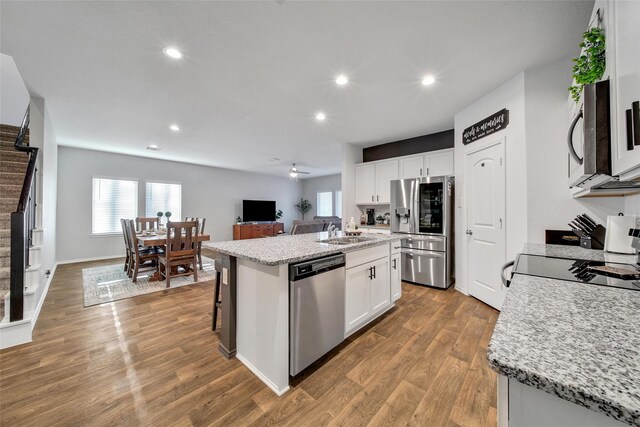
<box><xmin>355</xmin><ymin>160</ymin><xmax>398</xmax><ymax>205</ymax></box>
<box><xmin>345</xmin><ymin>245</ymin><xmax>392</xmax><ymax>337</ymax></box>
<box><xmin>355</xmin><ymin>163</ymin><xmax>376</xmax><ymax>204</ymax></box>
<box><xmin>390</xmin><ymin>243</ymin><xmax>401</xmax><ymax>302</ymax></box>
<box><xmin>399</xmin><ymin>149</ymin><xmax>454</xmax><ymax>179</ymax></box>
<box><xmin>610</xmin><ymin>0</ymin><xmax>640</xmax><ymax>178</ymax></box>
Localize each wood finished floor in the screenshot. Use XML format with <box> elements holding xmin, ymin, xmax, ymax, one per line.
<box><xmin>0</xmin><ymin>250</ymin><xmax>499</xmax><ymax>426</ymax></box>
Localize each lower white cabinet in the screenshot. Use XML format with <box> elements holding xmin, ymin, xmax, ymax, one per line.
<box><xmin>345</xmin><ymin>245</ymin><xmax>393</xmax><ymax>337</ymax></box>
<box><xmin>390</xmin><ymin>252</ymin><xmax>401</xmax><ymax>302</ymax></box>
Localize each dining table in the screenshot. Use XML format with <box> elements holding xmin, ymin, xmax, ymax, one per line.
<box><xmin>135</xmin><ymin>231</ymin><xmax>211</xmax><ymax>281</ymax></box>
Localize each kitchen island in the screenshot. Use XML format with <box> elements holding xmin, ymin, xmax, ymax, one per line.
<box><xmin>205</xmin><ymin>231</ymin><xmax>402</xmax><ymax>395</ymax></box>
<box><xmin>488</xmin><ymin>244</ymin><xmax>640</xmax><ymax>427</ymax></box>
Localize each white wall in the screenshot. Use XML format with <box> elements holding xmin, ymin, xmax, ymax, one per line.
<box><xmin>56</xmin><ymin>147</ymin><xmax>302</xmax><ymax>262</ymax></box>
<box><xmin>300</xmin><ymin>174</ymin><xmax>341</xmax><ymax>218</ymax></box>
<box><xmin>625</xmin><ymin>194</ymin><xmax>640</xmax><ymax>215</ymax></box>
<box><xmin>341</xmin><ymin>143</ymin><xmax>363</xmax><ymax>229</ymax></box>
<box><xmin>524</xmin><ymin>56</ymin><xmax>626</xmax><ymax>242</ymax></box>
<box><xmin>0</xmin><ymin>53</ymin><xmax>29</xmax><ymax>126</ymax></box>
<box><xmin>454</xmin><ymin>73</ymin><xmax>528</xmax><ymax>295</ymax></box>
<box><xmin>28</xmin><ymin>97</ymin><xmax>57</xmax><ymax>307</ymax></box>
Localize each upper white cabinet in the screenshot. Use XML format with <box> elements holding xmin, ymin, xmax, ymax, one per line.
<box><xmin>399</xmin><ymin>149</ymin><xmax>454</xmax><ymax>179</ymax></box>
<box><xmin>355</xmin><ymin>163</ymin><xmax>376</xmax><ymax>204</ymax></box>
<box><xmin>355</xmin><ymin>160</ymin><xmax>398</xmax><ymax>205</ymax></box>
<box><xmin>609</xmin><ymin>0</ymin><xmax>640</xmax><ymax>177</ymax></box>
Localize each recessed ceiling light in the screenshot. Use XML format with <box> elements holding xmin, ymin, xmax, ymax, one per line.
<box><xmin>316</xmin><ymin>112</ymin><xmax>326</xmax><ymax>121</ymax></box>
<box><xmin>421</xmin><ymin>75</ymin><xmax>436</xmax><ymax>86</ymax></box>
<box><xmin>335</xmin><ymin>75</ymin><xmax>348</xmax><ymax>86</ymax></box>
<box><xmin>162</xmin><ymin>47</ymin><xmax>183</xmax><ymax>60</ymax></box>
<box><xmin>169</xmin><ymin>124</ymin><xmax>180</xmax><ymax>131</ymax></box>
<box><xmin>147</xmin><ymin>144</ymin><xmax>159</xmax><ymax>151</ymax></box>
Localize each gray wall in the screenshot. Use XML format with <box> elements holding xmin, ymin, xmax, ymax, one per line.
<box><xmin>56</xmin><ymin>147</ymin><xmax>302</xmax><ymax>262</ymax></box>
<box><xmin>300</xmin><ymin>174</ymin><xmax>341</xmax><ymax>218</ymax></box>
<box><xmin>524</xmin><ymin>56</ymin><xmax>626</xmax><ymax>242</ymax></box>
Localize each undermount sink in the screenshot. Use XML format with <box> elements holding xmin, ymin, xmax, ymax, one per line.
<box><xmin>317</xmin><ymin>236</ymin><xmax>376</xmax><ymax>245</ymax></box>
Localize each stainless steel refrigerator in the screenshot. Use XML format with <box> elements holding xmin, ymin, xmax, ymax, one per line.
<box><xmin>390</xmin><ymin>176</ymin><xmax>454</xmax><ymax>289</ymax></box>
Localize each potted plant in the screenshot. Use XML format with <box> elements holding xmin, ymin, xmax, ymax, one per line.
<box><xmin>165</xmin><ymin>211</ymin><xmax>172</xmax><ymax>225</ymax></box>
<box><xmin>236</xmin><ymin>216</ymin><xmax>242</xmax><ymax>224</ymax></box>
<box><xmin>275</xmin><ymin>209</ymin><xmax>283</xmax><ymax>222</ymax></box>
<box><xmin>157</xmin><ymin>211</ymin><xmax>164</xmax><ymax>226</ymax></box>
<box><xmin>295</xmin><ymin>198</ymin><xmax>312</xmax><ymax>220</ymax></box>
<box><xmin>568</xmin><ymin>27</ymin><xmax>606</xmax><ymax>103</ymax></box>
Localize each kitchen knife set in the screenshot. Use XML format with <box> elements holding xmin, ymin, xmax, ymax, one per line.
<box><xmin>568</xmin><ymin>214</ymin><xmax>607</xmax><ymax>250</ymax></box>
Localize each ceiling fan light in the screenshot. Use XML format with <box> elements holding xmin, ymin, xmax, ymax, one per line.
<box><xmin>289</xmin><ymin>171</ymin><xmax>298</xmax><ymax>178</ymax></box>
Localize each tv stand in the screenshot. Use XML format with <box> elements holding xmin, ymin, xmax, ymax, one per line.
<box><xmin>233</xmin><ymin>222</ymin><xmax>284</xmax><ymax>240</ymax></box>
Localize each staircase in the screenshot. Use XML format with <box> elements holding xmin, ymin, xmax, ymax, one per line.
<box><xmin>0</xmin><ymin>124</ymin><xmax>30</xmax><ymax>321</ymax></box>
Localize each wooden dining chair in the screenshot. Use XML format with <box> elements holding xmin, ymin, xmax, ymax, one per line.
<box><xmin>126</xmin><ymin>219</ymin><xmax>159</xmax><ymax>282</ymax></box>
<box><xmin>120</xmin><ymin>219</ymin><xmax>131</xmax><ymax>273</ymax></box>
<box><xmin>136</xmin><ymin>217</ymin><xmax>159</xmax><ymax>232</ymax></box>
<box><xmin>158</xmin><ymin>221</ymin><xmax>199</xmax><ymax>288</ymax></box>
<box><xmin>186</xmin><ymin>217</ymin><xmax>206</xmax><ymax>270</ymax></box>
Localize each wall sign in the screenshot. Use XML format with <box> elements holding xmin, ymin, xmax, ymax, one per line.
<box><xmin>463</xmin><ymin>108</ymin><xmax>509</xmax><ymax>145</ymax></box>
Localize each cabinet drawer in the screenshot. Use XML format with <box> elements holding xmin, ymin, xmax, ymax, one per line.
<box><xmin>346</xmin><ymin>245</ymin><xmax>390</xmax><ymax>269</ymax></box>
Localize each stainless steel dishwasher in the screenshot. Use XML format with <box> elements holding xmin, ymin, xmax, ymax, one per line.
<box><xmin>289</xmin><ymin>253</ymin><xmax>346</xmax><ymax>376</ymax></box>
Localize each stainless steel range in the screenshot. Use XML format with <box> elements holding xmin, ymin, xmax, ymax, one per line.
<box><xmin>390</xmin><ymin>176</ymin><xmax>454</xmax><ymax>289</ymax></box>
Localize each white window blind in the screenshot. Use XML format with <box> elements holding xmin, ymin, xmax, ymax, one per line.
<box><xmin>92</xmin><ymin>178</ymin><xmax>138</xmax><ymax>234</ymax></box>
<box><xmin>145</xmin><ymin>182</ymin><xmax>182</xmax><ymax>221</ymax></box>
<box><xmin>317</xmin><ymin>191</ymin><xmax>333</xmax><ymax>217</ymax></box>
<box><xmin>335</xmin><ymin>191</ymin><xmax>342</xmax><ymax>217</ymax></box>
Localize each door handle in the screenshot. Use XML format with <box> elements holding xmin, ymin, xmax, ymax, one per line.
<box><xmin>567</xmin><ymin>109</ymin><xmax>584</xmax><ymax>164</ymax></box>
<box><xmin>465</xmin><ymin>229</ymin><xmax>473</xmax><ymax>235</ymax></box>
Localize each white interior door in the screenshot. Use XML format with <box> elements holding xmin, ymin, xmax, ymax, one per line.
<box><xmin>465</xmin><ymin>139</ymin><xmax>506</xmax><ymax>310</ymax></box>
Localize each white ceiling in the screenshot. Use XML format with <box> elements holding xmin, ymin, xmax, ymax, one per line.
<box><xmin>0</xmin><ymin>1</ymin><xmax>592</xmax><ymax>178</ymax></box>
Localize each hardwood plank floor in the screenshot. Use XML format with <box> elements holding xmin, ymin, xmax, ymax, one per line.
<box><xmin>0</xmin><ymin>250</ymin><xmax>499</xmax><ymax>426</ymax></box>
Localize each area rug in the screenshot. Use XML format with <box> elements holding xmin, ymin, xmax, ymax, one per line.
<box><xmin>82</xmin><ymin>256</ymin><xmax>216</xmax><ymax>307</ymax></box>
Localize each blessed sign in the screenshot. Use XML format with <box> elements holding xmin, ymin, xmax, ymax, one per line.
<box><xmin>462</xmin><ymin>109</ymin><xmax>509</xmax><ymax>145</ymax></box>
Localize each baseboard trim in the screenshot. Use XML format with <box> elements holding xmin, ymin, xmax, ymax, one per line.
<box><xmin>57</xmin><ymin>255</ymin><xmax>123</xmax><ymax>265</ymax></box>
<box><xmin>236</xmin><ymin>353</ymin><xmax>290</xmax><ymax>396</ymax></box>
<box><xmin>31</xmin><ymin>262</ymin><xmax>57</xmax><ymax>331</ymax></box>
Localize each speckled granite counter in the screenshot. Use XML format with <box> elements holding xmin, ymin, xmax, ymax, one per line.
<box><xmin>488</xmin><ymin>246</ymin><xmax>640</xmax><ymax>426</ymax></box>
<box><xmin>204</xmin><ymin>231</ymin><xmax>402</xmax><ymax>266</ymax></box>
<box><xmin>522</xmin><ymin>243</ymin><xmax>637</xmax><ymax>264</ymax></box>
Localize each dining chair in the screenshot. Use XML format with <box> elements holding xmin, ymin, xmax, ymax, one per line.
<box><xmin>158</xmin><ymin>220</ymin><xmax>199</xmax><ymax>288</ymax></box>
<box><xmin>136</xmin><ymin>217</ymin><xmax>159</xmax><ymax>232</ymax></box>
<box><xmin>120</xmin><ymin>219</ymin><xmax>131</xmax><ymax>273</ymax></box>
<box><xmin>126</xmin><ymin>219</ymin><xmax>159</xmax><ymax>282</ymax></box>
<box><xmin>186</xmin><ymin>217</ymin><xmax>206</xmax><ymax>270</ymax></box>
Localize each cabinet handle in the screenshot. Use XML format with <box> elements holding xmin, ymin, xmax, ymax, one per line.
<box><xmin>633</xmin><ymin>101</ymin><xmax>640</xmax><ymax>147</ymax></box>
<box><xmin>420</xmin><ymin>168</ymin><xmax>422</xmax><ymax>175</ymax></box>
<box><xmin>371</xmin><ymin>195</ymin><xmax>374</xmax><ymax>202</ymax></box>
<box><xmin>368</xmin><ymin>267</ymin><xmax>373</xmax><ymax>280</ymax></box>
<box><xmin>392</xmin><ymin>258</ymin><xmax>397</xmax><ymax>269</ymax></box>
<box><xmin>372</xmin><ymin>265</ymin><xmax>376</xmax><ymax>279</ymax></box>
<box><xmin>627</xmin><ymin>109</ymin><xmax>634</xmax><ymax>151</ymax></box>
<box><xmin>377</xmin><ymin>195</ymin><xmax>379</xmax><ymax>202</ymax></box>
<box><xmin>426</xmin><ymin>167</ymin><xmax>429</xmax><ymax>175</ymax></box>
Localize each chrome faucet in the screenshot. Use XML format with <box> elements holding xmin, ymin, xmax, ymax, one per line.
<box><xmin>327</xmin><ymin>224</ymin><xmax>337</xmax><ymax>238</ymax></box>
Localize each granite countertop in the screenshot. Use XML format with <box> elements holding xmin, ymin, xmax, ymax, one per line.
<box><xmin>204</xmin><ymin>231</ymin><xmax>402</xmax><ymax>266</ymax></box>
<box><xmin>488</xmin><ymin>245</ymin><xmax>640</xmax><ymax>426</ymax></box>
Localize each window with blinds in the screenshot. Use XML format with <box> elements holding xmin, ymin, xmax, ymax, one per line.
<box><xmin>92</xmin><ymin>177</ymin><xmax>138</xmax><ymax>234</ymax></box>
<box><xmin>316</xmin><ymin>191</ymin><xmax>333</xmax><ymax>217</ymax></box>
<box><xmin>145</xmin><ymin>182</ymin><xmax>182</xmax><ymax>221</ymax></box>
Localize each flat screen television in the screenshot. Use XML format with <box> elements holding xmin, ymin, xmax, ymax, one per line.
<box><xmin>243</xmin><ymin>200</ymin><xmax>276</xmax><ymax>222</ymax></box>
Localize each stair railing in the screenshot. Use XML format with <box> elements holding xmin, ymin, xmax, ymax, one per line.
<box><xmin>10</xmin><ymin>106</ymin><xmax>38</xmax><ymax>322</ymax></box>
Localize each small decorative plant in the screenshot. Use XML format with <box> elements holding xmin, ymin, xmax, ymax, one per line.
<box><xmin>165</xmin><ymin>211</ymin><xmax>172</xmax><ymax>224</ymax></box>
<box><xmin>295</xmin><ymin>198</ymin><xmax>312</xmax><ymax>220</ymax></box>
<box><xmin>275</xmin><ymin>209</ymin><xmax>283</xmax><ymax>221</ymax></box>
<box><xmin>236</xmin><ymin>216</ymin><xmax>242</xmax><ymax>224</ymax></box>
<box><xmin>157</xmin><ymin>211</ymin><xmax>163</xmax><ymax>226</ymax></box>
<box><xmin>568</xmin><ymin>27</ymin><xmax>606</xmax><ymax>103</ymax></box>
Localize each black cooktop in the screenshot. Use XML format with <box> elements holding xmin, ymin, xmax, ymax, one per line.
<box><xmin>513</xmin><ymin>254</ymin><xmax>640</xmax><ymax>291</ymax></box>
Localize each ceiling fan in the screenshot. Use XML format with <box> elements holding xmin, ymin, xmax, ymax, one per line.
<box><xmin>289</xmin><ymin>163</ymin><xmax>310</xmax><ymax>179</ymax></box>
